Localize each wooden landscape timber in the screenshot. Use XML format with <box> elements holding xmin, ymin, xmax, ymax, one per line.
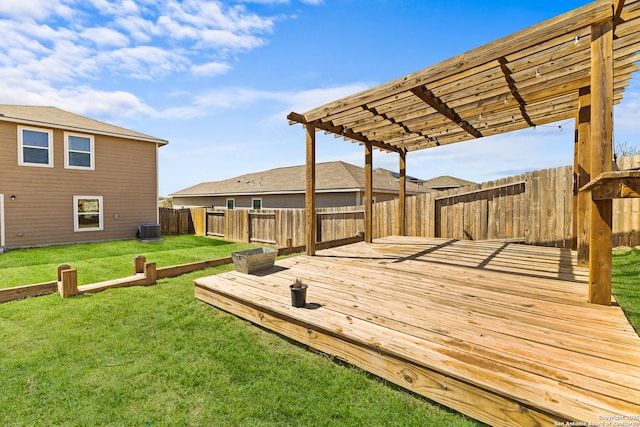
<box><xmin>0</xmin><ymin>281</ymin><xmax>57</xmax><ymax>303</ymax></box>
<box><xmin>288</xmin><ymin>0</ymin><xmax>640</xmax><ymax>304</ymax></box>
<box><xmin>194</xmin><ymin>237</ymin><xmax>640</xmax><ymax>427</ymax></box>
<box><xmin>0</xmin><ymin>235</ymin><xmax>365</xmax><ymax>304</ymax></box>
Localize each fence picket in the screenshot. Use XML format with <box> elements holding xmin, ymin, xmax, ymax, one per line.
<box><xmin>162</xmin><ymin>156</ymin><xmax>640</xmax><ymax>248</ymax></box>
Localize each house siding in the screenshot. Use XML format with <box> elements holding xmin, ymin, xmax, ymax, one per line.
<box><xmin>0</xmin><ymin>122</ymin><xmax>159</xmax><ymax>248</ymax></box>
<box><xmin>172</xmin><ymin>191</ymin><xmax>399</xmax><ymax>210</ymax></box>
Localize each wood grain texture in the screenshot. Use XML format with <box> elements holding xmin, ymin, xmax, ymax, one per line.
<box><xmin>195</xmin><ymin>237</ymin><xmax>640</xmax><ymax>426</ymax></box>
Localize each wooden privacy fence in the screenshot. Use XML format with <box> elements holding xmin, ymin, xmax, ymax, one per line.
<box><xmin>372</xmin><ymin>155</ymin><xmax>640</xmax><ymax>248</ymax></box>
<box><xmin>432</xmin><ymin>167</ymin><xmax>573</xmax><ymax>247</ymax></box>
<box><xmin>192</xmin><ymin>206</ymin><xmax>364</xmax><ymax>247</ymax></box>
<box><xmin>180</xmin><ymin>155</ymin><xmax>640</xmax><ymax>248</ymax></box>
<box><xmin>159</xmin><ymin>208</ymin><xmax>194</xmax><ymax>235</ymax></box>
<box><xmin>613</xmin><ymin>154</ymin><xmax>640</xmax><ymax>247</ymax></box>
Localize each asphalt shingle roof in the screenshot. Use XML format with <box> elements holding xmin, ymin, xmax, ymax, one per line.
<box><xmin>0</xmin><ymin>105</ymin><xmax>167</xmax><ymax>145</ymax></box>
<box><xmin>171</xmin><ymin>161</ymin><xmax>437</xmax><ymax>196</ymax></box>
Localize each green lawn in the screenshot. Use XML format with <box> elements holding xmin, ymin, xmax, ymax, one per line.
<box><xmin>613</xmin><ymin>248</ymin><xmax>640</xmax><ymax>334</ymax></box>
<box><xmin>0</xmin><ymin>236</ymin><xmax>481</xmax><ymax>426</ymax></box>
<box><xmin>0</xmin><ymin>235</ymin><xmax>259</xmax><ymax>288</ymax></box>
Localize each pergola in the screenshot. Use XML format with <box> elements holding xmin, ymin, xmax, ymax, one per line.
<box><xmin>288</xmin><ymin>0</ymin><xmax>640</xmax><ymax>305</ymax></box>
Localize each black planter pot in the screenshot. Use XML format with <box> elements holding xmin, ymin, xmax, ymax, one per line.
<box><xmin>289</xmin><ymin>284</ymin><xmax>308</xmax><ymax>307</ymax></box>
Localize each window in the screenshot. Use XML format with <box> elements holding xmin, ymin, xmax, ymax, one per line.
<box><xmin>226</xmin><ymin>198</ymin><xmax>235</xmax><ymax>209</ymax></box>
<box><xmin>74</xmin><ymin>196</ymin><xmax>103</xmax><ymax>232</ymax></box>
<box><xmin>252</xmin><ymin>198</ymin><xmax>262</xmax><ymax>210</ymax></box>
<box><xmin>18</xmin><ymin>126</ymin><xmax>53</xmax><ymax>167</ymax></box>
<box><xmin>65</xmin><ymin>132</ymin><xmax>94</xmax><ymax>169</ymax></box>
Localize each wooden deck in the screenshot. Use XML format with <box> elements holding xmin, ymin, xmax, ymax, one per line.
<box><xmin>194</xmin><ymin>236</ymin><xmax>640</xmax><ymax>426</ymax></box>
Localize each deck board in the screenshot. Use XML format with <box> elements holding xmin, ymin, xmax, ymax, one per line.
<box><xmin>194</xmin><ymin>237</ymin><xmax>640</xmax><ymax>426</ymax></box>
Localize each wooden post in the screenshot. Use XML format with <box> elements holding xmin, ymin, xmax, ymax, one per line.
<box><xmin>134</xmin><ymin>255</ymin><xmax>146</xmax><ymax>274</ymax></box>
<box><xmin>364</xmin><ymin>142</ymin><xmax>373</xmax><ymax>243</ymax></box>
<box><xmin>588</xmin><ymin>19</ymin><xmax>614</xmax><ymax>305</ymax></box>
<box><xmin>144</xmin><ymin>262</ymin><xmax>157</xmax><ymax>286</ymax></box>
<box><xmin>59</xmin><ymin>268</ymin><xmax>78</xmax><ymax>298</ymax></box>
<box><xmin>305</xmin><ymin>122</ymin><xmax>316</xmax><ymax>256</ymax></box>
<box><xmin>245</xmin><ymin>209</ymin><xmax>251</xmax><ymax>243</ymax></box>
<box><xmin>57</xmin><ymin>264</ymin><xmax>71</xmax><ymax>282</ymax></box>
<box><xmin>575</xmin><ymin>87</ymin><xmax>591</xmax><ymax>266</ymax></box>
<box><xmin>396</xmin><ymin>149</ymin><xmax>406</xmax><ymax>236</ymax></box>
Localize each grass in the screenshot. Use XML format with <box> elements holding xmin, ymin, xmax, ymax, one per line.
<box><xmin>0</xmin><ymin>236</ymin><xmax>481</xmax><ymax>427</ymax></box>
<box><xmin>0</xmin><ymin>235</ymin><xmax>260</xmax><ymax>288</ymax></box>
<box><xmin>612</xmin><ymin>248</ymin><xmax>640</xmax><ymax>334</ymax></box>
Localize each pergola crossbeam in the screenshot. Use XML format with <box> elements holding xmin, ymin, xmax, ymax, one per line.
<box><xmin>410</xmin><ymin>86</ymin><xmax>483</xmax><ymax>139</ymax></box>
<box><xmin>498</xmin><ymin>57</ymin><xmax>536</xmax><ymax>127</ymax></box>
<box><xmin>287</xmin><ymin>112</ymin><xmax>400</xmax><ymax>154</ymax></box>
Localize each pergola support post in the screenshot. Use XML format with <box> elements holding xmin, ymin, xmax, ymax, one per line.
<box><xmin>588</xmin><ymin>18</ymin><xmax>614</xmax><ymax>305</ymax></box>
<box><xmin>364</xmin><ymin>142</ymin><xmax>373</xmax><ymax>243</ymax></box>
<box><xmin>396</xmin><ymin>149</ymin><xmax>406</xmax><ymax>236</ymax></box>
<box><xmin>575</xmin><ymin>87</ymin><xmax>591</xmax><ymax>266</ymax></box>
<box><xmin>305</xmin><ymin>123</ymin><xmax>316</xmax><ymax>256</ymax></box>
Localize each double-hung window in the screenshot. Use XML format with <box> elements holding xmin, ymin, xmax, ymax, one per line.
<box><xmin>18</xmin><ymin>126</ymin><xmax>53</xmax><ymax>167</ymax></box>
<box><xmin>74</xmin><ymin>196</ymin><xmax>103</xmax><ymax>232</ymax></box>
<box><xmin>65</xmin><ymin>132</ymin><xmax>94</xmax><ymax>169</ymax></box>
<box><xmin>226</xmin><ymin>198</ymin><xmax>235</xmax><ymax>209</ymax></box>
<box><xmin>252</xmin><ymin>198</ymin><xmax>262</xmax><ymax>210</ymax></box>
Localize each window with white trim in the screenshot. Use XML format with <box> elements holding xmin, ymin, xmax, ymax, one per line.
<box><xmin>74</xmin><ymin>196</ymin><xmax>103</xmax><ymax>232</ymax></box>
<box><xmin>252</xmin><ymin>198</ymin><xmax>262</xmax><ymax>210</ymax></box>
<box><xmin>65</xmin><ymin>132</ymin><xmax>94</xmax><ymax>169</ymax></box>
<box><xmin>18</xmin><ymin>126</ymin><xmax>53</xmax><ymax>167</ymax></box>
<box><xmin>226</xmin><ymin>198</ymin><xmax>235</xmax><ymax>209</ymax></box>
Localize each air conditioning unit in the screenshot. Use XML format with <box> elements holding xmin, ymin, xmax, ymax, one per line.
<box><xmin>138</xmin><ymin>223</ymin><xmax>161</xmax><ymax>240</ymax></box>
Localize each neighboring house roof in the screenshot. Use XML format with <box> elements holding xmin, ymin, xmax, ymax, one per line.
<box><xmin>421</xmin><ymin>175</ymin><xmax>476</xmax><ymax>190</ymax></box>
<box><xmin>0</xmin><ymin>105</ymin><xmax>168</xmax><ymax>145</ymax></box>
<box><xmin>171</xmin><ymin>161</ymin><xmax>435</xmax><ymax>197</ymax></box>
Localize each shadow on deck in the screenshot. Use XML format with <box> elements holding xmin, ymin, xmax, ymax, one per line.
<box><xmin>194</xmin><ymin>236</ymin><xmax>640</xmax><ymax>426</ymax></box>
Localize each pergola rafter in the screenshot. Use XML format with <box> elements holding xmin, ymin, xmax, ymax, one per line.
<box><xmin>498</xmin><ymin>57</ymin><xmax>536</xmax><ymax>127</ymax></box>
<box><xmin>288</xmin><ymin>0</ymin><xmax>640</xmax><ymax>305</ymax></box>
<box><xmin>409</xmin><ymin>86</ymin><xmax>483</xmax><ymax>138</ymax></box>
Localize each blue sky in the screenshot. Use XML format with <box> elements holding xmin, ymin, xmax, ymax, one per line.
<box><xmin>1</xmin><ymin>0</ymin><xmax>638</xmax><ymax>196</ymax></box>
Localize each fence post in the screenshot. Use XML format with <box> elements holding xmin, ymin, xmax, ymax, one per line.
<box><xmin>245</xmin><ymin>210</ymin><xmax>251</xmax><ymax>243</ymax></box>
<box><xmin>57</xmin><ymin>264</ymin><xmax>71</xmax><ymax>281</ymax></box>
<box><xmin>144</xmin><ymin>262</ymin><xmax>157</xmax><ymax>286</ymax></box>
<box><xmin>58</xmin><ymin>268</ymin><xmax>78</xmax><ymax>298</ymax></box>
<box><xmin>134</xmin><ymin>256</ymin><xmax>146</xmax><ymax>274</ymax></box>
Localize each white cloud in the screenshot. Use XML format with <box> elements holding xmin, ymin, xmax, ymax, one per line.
<box><xmin>192</xmin><ymin>87</ymin><xmax>277</xmax><ymax>110</ymax></box>
<box><xmin>0</xmin><ymin>0</ymin><xmax>282</xmax><ymax>92</ymax></box>
<box><xmin>0</xmin><ymin>73</ymin><xmax>155</xmax><ymax>119</ymax></box>
<box><xmin>196</xmin><ymin>29</ymin><xmax>265</xmax><ymax>50</ymax></box>
<box><xmin>113</xmin><ymin>15</ymin><xmax>157</xmax><ymax>43</ymax></box>
<box><xmin>284</xmin><ymin>84</ymin><xmax>371</xmax><ymax>115</ymax></box>
<box><xmin>87</xmin><ymin>0</ymin><xmax>142</xmax><ymax>17</ymax></box>
<box><xmin>190</xmin><ymin>61</ymin><xmax>232</xmax><ymax>76</ymax></box>
<box><xmin>170</xmin><ymin>1</ymin><xmax>274</xmax><ymax>33</ymax></box>
<box><xmin>0</xmin><ymin>0</ymin><xmax>325</xmax><ymax>128</ymax></box>
<box><xmin>94</xmin><ymin>46</ymin><xmax>188</xmax><ymax>79</ymax></box>
<box><xmin>236</xmin><ymin>0</ymin><xmax>288</xmax><ymax>4</ymax></box>
<box><xmin>0</xmin><ymin>0</ymin><xmax>74</xmax><ymax>20</ymax></box>
<box><xmin>81</xmin><ymin>27</ymin><xmax>129</xmax><ymax>48</ymax></box>
<box><xmin>57</xmin><ymin>86</ymin><xmax>156</xmax><ymax>119</ymax></box>
<box><xmin>236</xmin><ymin>0</ymin><xmax>323</xmax><ymax>4</ymax></box>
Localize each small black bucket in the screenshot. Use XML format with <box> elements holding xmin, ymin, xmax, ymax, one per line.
<box><xmin>289</xmin><ymin>284</ymin><xmax>308</xmax><ymax>308</ymax></box>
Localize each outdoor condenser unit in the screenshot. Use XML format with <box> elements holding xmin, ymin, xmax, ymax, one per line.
<box><xmin>138</xmin><ymin>223</ymin><xmax>161</xmax><ymax>240</ymax></box>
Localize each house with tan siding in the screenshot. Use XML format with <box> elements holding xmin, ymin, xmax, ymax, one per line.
<box><xmin>0</xmin><ymin>105</ymin><xmax>167</xmax><ymax>250</ymax></box>
<box><xmin>170</xmin><ymin>161</ymin><xmax>449</xmax><ymax>209</ymax></box>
